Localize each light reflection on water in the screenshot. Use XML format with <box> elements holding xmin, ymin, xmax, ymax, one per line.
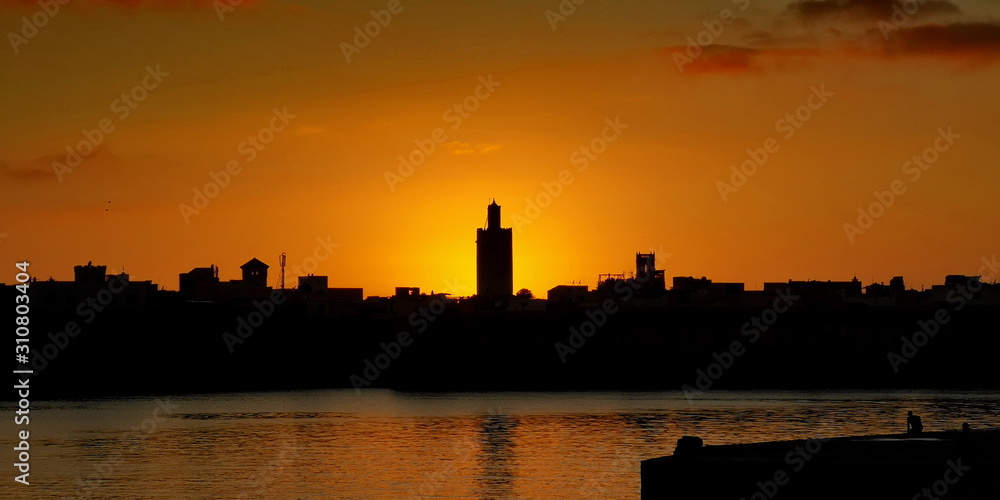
<box><xmin>4</xmin><ymin>390</ymin><xmax>1000</xmax><ymax>499</ymax></box>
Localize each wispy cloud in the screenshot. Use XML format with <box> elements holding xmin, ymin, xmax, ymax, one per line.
<box><xmin>445</xmin><ymin>142</ymin><xmax>503</xmax><ymax>155</ymax></box>
<box><xmin>6</xmin><ymin>0</ymin><xmax>266</xmax><ymax>11</ymax></box>
<box><xmin>1</xmin><ymin>147</ymin><xmax>115</xmax><ymax>181</ymax></box>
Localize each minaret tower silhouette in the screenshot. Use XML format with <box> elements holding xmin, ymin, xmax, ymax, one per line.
<box><xmin>476</xmin><ymin>199</ymin><xmax>513</xmax><ymax>297</ymax></box>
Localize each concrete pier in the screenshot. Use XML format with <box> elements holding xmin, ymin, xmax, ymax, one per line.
<box><xmin>641</xmin><ymin>429</ymin><xmax>1000</xmax><ymax>499</ymax></box>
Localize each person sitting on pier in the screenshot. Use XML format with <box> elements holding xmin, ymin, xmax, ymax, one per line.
<box><xmin>907</xmin><ymin>411</ymin><xmax>923</xmax><ymax>435</ymax></box>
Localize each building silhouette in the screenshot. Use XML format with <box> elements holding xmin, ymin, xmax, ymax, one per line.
<box><xmin>635</xmin><ymin>252</ymin><xmax>666</xmax><ymax>292</ymax></box>
<box><xmin>298</xmin><ymin>275</ymin><xmax>329</xmax><ymax>293</ymax></box>
<box><xmin>547</xmin><ymin>285</ymin><xmax>588</xmax><ymax>306</ymax></box>
<box><xmin>241</xmin><ymin>258</ymin><xmax>269</xmax><ymax>288</ymax></box>
<box><xmin>178</xmin><ymin>259</ymin><xmax>271</xmax><ymax>301</ymax></box>
<box><xmin>179</xmin><ymin>265</ymin><xmax>219</xmax><ymax>300</ymax></box>
<box><xmin>74</xmin><ymin>262</ymin><xmax>107</xmax><ymax>288</ymax></box>
<box><xmin>476</xmin><ymin>200</ymin><xmax>513</xmax><ymax>297</ymax></box>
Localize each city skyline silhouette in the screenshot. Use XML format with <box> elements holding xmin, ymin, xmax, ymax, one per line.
<box><xmin>12</xmin><ymin>197</ymin><xmax>998</xmax><ymax>299</ymax></box>
<box><xmin>3</xmin><ymin>1</ymin><xmax>1000</xmax><ymax>499</ymax></box>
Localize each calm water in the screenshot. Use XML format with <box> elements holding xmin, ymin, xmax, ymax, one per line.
<box><xmin>4</xmin><ymin>390</ymin><xmax>1000</xmax><ymax>499</ymax></box>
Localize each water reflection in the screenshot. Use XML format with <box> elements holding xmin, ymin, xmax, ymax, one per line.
<box><xmin>617</xmin><ymin>412</ymin><xmax>671</xmax><ymax>443</ymax></box>
<box><xmin>477</xmin><ymin>413</ymin><xmax>518</xmax><ymax>499</ymax></box>
<box><xmin>5</xmin><ymin>391</ymin><xmax>1000</xmax><ymax>499</ymax></box>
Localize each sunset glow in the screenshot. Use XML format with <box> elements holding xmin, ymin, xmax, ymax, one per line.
<box><xmin>2</xmin><ymin>0</ymin><xmax>998</xmax><ymax>296</ymax></box>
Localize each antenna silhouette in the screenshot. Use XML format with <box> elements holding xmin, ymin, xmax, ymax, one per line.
<box><xmin>278</xmin><ymin>252</ymin><xmax>286</xmax><ymax>290</ymax></box>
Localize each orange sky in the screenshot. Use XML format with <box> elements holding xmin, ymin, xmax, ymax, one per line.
<box><xmin>1</xmin><ymin>0</ymin><xmax>999</xmax><ymax>295</ymax></box>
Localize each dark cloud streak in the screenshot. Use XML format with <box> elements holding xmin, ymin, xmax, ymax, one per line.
<box><xmin>786</xmin><ymin>0</ymin><xmax>961</xmax><ymax>23</ymax></box>
<box><xmin>882</xmin><ymin>22</ymin><xmax>1000</xmax><ymax>56</ymax></box>
<box><xmin>0</xmin><ymin>158</ymin><xmax>55</xmax><ymax>181</ymax></box>
<box><xmin>665</xmin><ymin>1</ymin><xmax>1000</xmax><ymax>76</ymax></box>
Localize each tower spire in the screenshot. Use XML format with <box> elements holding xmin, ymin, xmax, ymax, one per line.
<box><xmin>487</xmin><ymin>199</ymin><xmax>501</xmax><ymax>230</ymax></box>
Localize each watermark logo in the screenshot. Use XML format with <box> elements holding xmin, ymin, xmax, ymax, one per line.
<box><xmin>214</xmin><ymin>0</ymin><xmax>248</xmax><ymax>21</ymax></box>
<box><xmin>510</xmin><ymin>116</ymin><xmax>627</xmax><ymax>232</ymax></box>
<box><xmin>683</xmin><ymin>288</ymin><xmax>799</xmax><ymax>400</ymax></box>
<box><xmin>672</xmin><ymin>0</ymin><xmax>750</xmax><ymax>72</ymax></box>
<box><xmin>223</xmin><ymin>236</ymin><xmax>339</xmax><ymax>353</ymax></box>
<box><xmin>717</xmin><ymin>84</ymin><xmax>832</xmax><ymax>201</ymax></box>
<box><xmin>545</xmin><ymin>0</ymin><xmax>587</xmax><ymax>31</ymax></box>
<box><xmin>340</xmin><ymin>0</ymin><xmax>406</xmax><ymax>63</ymax></box>
<box><xmin>7</xmin><ymin>0</ymin><xmax>70</xmax><ymax>54</ymax></box>
<box><xmin>843</xmin><ymin>126</ymin><xmax>958</xmax><ymax>243</ymax></box>
<box><xmin>554</xmin><ymin>266</ymin><xmax>649</xmax><ymax>363</ymax></box>
<box><xmin>178</xmin><ymin>106</ymin><xmax>296</xmax><ymax>223</ymax></box>
<box><xmin>74</xmin><ymin>399</ymin><xmax>179</xmax><ymax>497</ymax></box>
<box><xmin>877</xmin><ymin>0</ymin><xmax>936</xmax><ymax>40</ymax></box>
<box><xmin>384</xmin><ymin>74</ymin><xmax>501</xmax><ymax>192</ymax></box>
<box><xmin>52</xmin><ymin>65</ymin><xmax>169</xmax><ymax>182</ymax></box>
<box><xmin>29</xmin><ymin>275</ymin><xmax>129</xmax><ymax>373</ymax></box>
<box><xmin>888</xmin><ymin>256</ymin><xmax>995</xmax><ymax>373</ymax></box>
<box><xmin>737</xmin><ymin>437</ymin><xmax>829</xmax><ymax>500</ymax></box>
<box><xmin>911</xmin><ymin>458</ymin><xmax>972</xmax><ymax>499</ymax></box>
<box><xmin>349</xmin><ymin>279</ymin><xmax>463</xmax><ymax>391</ymax></box>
